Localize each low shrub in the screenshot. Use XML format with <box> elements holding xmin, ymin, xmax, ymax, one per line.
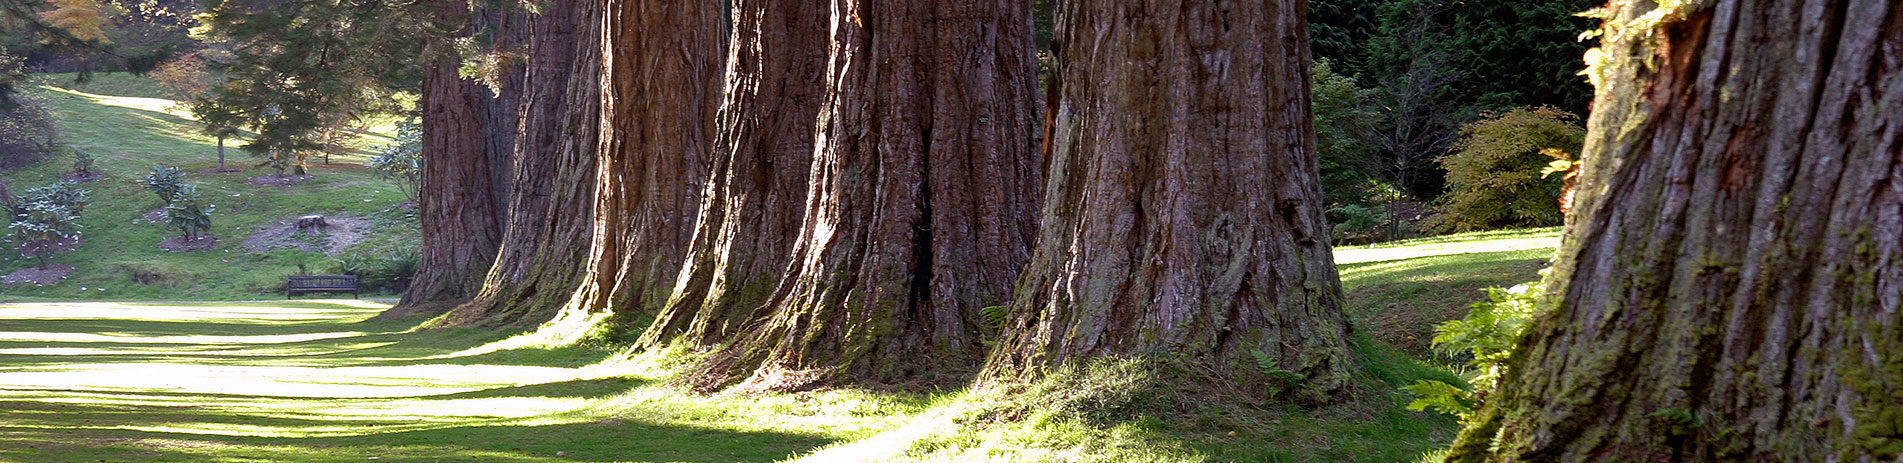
<box><xmin>1326</xmin><ymin>204</ymin><xmax>1390</xmax><ymax>245</ymax></box>
<box><xmin>140</xmin><ymin>165</ymin><xmax>186</xmax><ymax>205</ymax></box>
<box><xmin>1427</xmin><ymin>107</ymin><xmax>1583</xmax><ymax>233</ymax></box>
<box><xmin>70</xmin><ymin>148</ymin><xmax>94</xmax><ymax>176</ymax></box>
<box><xmin>161</xmin><ymin>184</ymin><xmax>215</xmax><ymax>239</ymax></box>
<box><xmin>329</xmin><ymin>248</ymin><xmax>419</xmax><ymax>293</ymax></box>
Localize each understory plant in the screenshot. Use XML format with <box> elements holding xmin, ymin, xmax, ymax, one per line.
<box><xmin>161</xmin><ymin>184</ymin><xmax>214</xmax><ymax>239</ymax></box>
<box><xmin>140</xmin><ymin>165</ymin><xmax>186</xmax><ymax>205</ymax></box>
<box><xmin>330</xmin><ymin>247</ymin><xmax>419</xmax><ymax>292</ymax></box>
<box><xmin>1404</xmin><ymin>276</ymin><xmax>1545</xmax><ymax>420</ymax></box>
<box><xmin>6</xmin><ymin>181</ymin><xmax>90</xmax><ymax>268</ymax></box>
<box><xmin>70</xmin><ymin>148</ymin><xmax>94</xmax><ymax>176</ymax></box>
<box><xmin>366</xmin><ymin>116</ymin><xmax>421</xmax><ymax>202</ymax></box>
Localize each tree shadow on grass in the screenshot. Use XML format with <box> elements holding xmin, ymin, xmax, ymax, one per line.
<box><xmin>0</xmin><ymin>302</ymin><xmax>837</xmax><ymax>462</ymax></box>
<box><xmin>0</xmin><ymin>420</ymin><xmax>833</xmax><ymax>463</ymax></box>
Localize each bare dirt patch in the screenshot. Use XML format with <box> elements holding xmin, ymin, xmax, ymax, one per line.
<box><xmin>243</xmin><ymin>215</ymin><xmax>373</xmax><ymax>255</ymax></box>
<box><xmin>246</xmin><ymin>174</ymin><xmax>315</xmax><ymax>187</ymax></box>
<box><xmin>142</xmin><ymin>207</ymin><xmax>166</xmax><ymax>223</ymax></box>
<box><xmin>19</xmin><ymin>236</ymin><xmax>80</xmax><ymax>257</ymax></box>
<box><xmin>3</xmin><ymin>264</ymin><xmax>74</xmax><ymax>286</ymax></box>
<box><xmin>158</xmin><ymin>235</ymin><xmax>219</xmax><ymax>252</ymax></box>
<box><xmin>59</xmin><ymin>171</ymin><xmax>104</xmax><ymax>183</ymax></box>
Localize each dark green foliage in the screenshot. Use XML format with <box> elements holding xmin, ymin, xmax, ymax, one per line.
<box><xmin>189</xmin><ymin>0</ymin><xmax>433</xmax><ymax>161</ymax></box>
<box><xmin>1428</xmin><ymin>107</ymin><xmax>1583</xmax><ymax>233</ymax></box>
<box><xmin>160</xmin><ymin>183</ymin><xmax>213</xmax><ymax>239</ymax></box>
<box><xmin>1311</xmin><ymin>0</ymin><xmax>1596</xmax><ymax>115</ymax></box>
<box><xmin>330</xmin><ymin>247</ymin><xmax>418</xmax><ymax>293</ymax></box>
<box><xmin>1326</xmin><ymin>204</ymin><xmax>1389</xmax><ymax>245</ymax></box>
<box><xmin>69</xmin><ymin>148</ymin><xmax>93</xmax><ymax>174</ymax></box>
<box><xmin>139</xmin><ymin>164</ymin><xmax>184</xmax><ymax>204</ymax></box>
<box><xmin>1443</xmin><ymin>0</ymin><xmax>1598</xmax><ymax>115</ymax></box>
<box><xmin>1311</xmin><ymin>59</ymin><xmax>1377</xmax><ymax>207</ymax></box>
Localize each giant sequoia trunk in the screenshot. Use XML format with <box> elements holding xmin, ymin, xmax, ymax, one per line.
<box><xmin>693</xmin><ymin>0</ymin><xmax>1041</xmax><ymax>392</ymax></box>
<box><xmin>637</xmin><ymin>0</ymin><xmax>829</xmax><ymax>349</ymax></box>
<box><xmin>435</xmin><ymin>0</ymin><xmax>601</xmax><ymax>328</ymax></box>
<box><xmin>399</xmin><ymin>1</ymin><xmax>505</xmax><ymax>312</ymax></box>
<box><xmin>562</xmin><ymin>0</ymin><xmax>723</xmax><ymax>318</ymax></box>
<box><xmin>1446</xmin><ymin>2</ymin><xmax>1902</xmax><ymax>461</ymax></box>
<box><xmin>981</xmin><ymin>0</ymin><xmax>1352</xmax><ymax>398</ymax></box>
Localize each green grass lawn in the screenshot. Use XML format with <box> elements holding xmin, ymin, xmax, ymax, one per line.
<box><xmin>2</xmin><ymin>74</ymin><xmax>417</xmax><ymax>301</ymax></box>
<box><xmin>0</xmin><ymin>230</ymin><xmax>1559</xmax><ymax>462</ymax></box>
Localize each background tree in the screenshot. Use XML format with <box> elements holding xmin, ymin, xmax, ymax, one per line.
<box><xmin>0</xmin><ymin>49</ymin><xmax>61</xmax><ymax>171</ymax></box>
<box><xmin>694</xmin><ymin>0</ymin><xmax>1040</xmax><ymax>392</ymax></box>
<box><xmin>1447</xmin><ymin>1</ymin><xmax>1902</xmax><ymax>460</ymax></box>
<box><xmin>637</xmin><ymin>0</ymin><xmax>828</xmax><ymax>349</ymax></box>
<box><xmin>188</xmin><ymin>0</ymin><xmax>433</xmax><ymax>176</ymax></box>
<box><xmin>983</xmin><ymin>0</ymin><xmax>1351</xmax><ymax>400</ymax></box>
<box><xmin>155</xmin><ymin>52</ymin><xmax>240</xmax><ymax>169</ymax></box>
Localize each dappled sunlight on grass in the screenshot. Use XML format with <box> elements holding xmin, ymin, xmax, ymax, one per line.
<box><xmin>0</xmin><ymin>301</ymin><xmax>877</xmax><ymax>462</ymax></box>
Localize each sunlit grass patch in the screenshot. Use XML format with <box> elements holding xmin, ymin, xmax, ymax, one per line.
<box><xmin>1333</xmin><ymin>227</ymin><xmax>1559</xmax><ymax>265</ymax></box>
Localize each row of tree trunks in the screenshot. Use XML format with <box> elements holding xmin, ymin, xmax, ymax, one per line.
<box><xmin>1448</xmin><ymin>1</ymin><xmax>1902</xmax><ymax>461</ymax></box>
<box><xmin>433</xmin><ymin>0</ymin><xmax>602</xmax><ymax>328</ymax></box>
<box><xmin>561</xmin><ymin>0</ymin><xmax>725</xmax><ymax>319</ymax></box>
<box><xmin>982</xmin><ymin>0</ymin><xmax>1351</xmax><ymax>398</ymax></box>
<box><xmin>398</xmin><ymin>0</ymin><xmax>505</xmax><ymax>312</ymax></box>
<box><xmin>638</xmin><ymin>0</ymin><xmax>830</xmax><ymax>348</ymax></box>
<box><xmin>690</xmin><ymin>0</ymin><xmax>1043</xmax><ymax>392</ymax></box>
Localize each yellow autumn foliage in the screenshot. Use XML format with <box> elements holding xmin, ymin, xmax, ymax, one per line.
<box><xmin>37</xmin><ymin>0</ymin><xmax>112</xmax><ymax>45</ymax></box>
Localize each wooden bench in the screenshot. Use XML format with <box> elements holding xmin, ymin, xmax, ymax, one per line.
<box><xmin>287</xmin><ymin>275</ymin><xmax>359</xmax><ymax>299</ymax></box>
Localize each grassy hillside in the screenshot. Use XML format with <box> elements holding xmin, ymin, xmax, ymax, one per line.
<box><xmin>0</xmin><ymin>74</ymin><xmax>417</xmax><ymax>301</ymax></box>
<box><xmin>0</xmin><ymin>229</ymin><xmax>1558</xmax><ymax>462</ymax></box>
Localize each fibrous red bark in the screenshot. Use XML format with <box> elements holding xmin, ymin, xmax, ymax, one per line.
<box><xmin>638</xmin><ymin>0</ymin><xmax>829</xmax><ymax>348</ymax></box>
<box><xmin>561</xmin><ymin>0</ymin><xmax>723</xmax><ymax>320</ymax></box>
<box><xmin>980</xmin><ymin>0</ymin><xmax>1352</xmax><ymax>399</ymax></box>
<box><xmin>1447</xmin><ymin>1</ymin><xmax>1902</xmax><ymax>461</ymax></box>
<box><xmin>693</xmin><ymin>0</ymin><xmax>1041</xmax><ymax>392</ymax></box>
<box><xmin>435</xmin><ymin>0</ymin><xmax>601</xmax><ymax>328</ymax></box>
<box><xmin>398</xmin><ymin>0</ymin><xmax>504</xmax><ymax>312</ymax></box>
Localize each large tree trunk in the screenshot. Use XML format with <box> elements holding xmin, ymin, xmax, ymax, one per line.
<box><xmin>1446</xmin><ymin>2</ymin><xmax>1902</xmax><ymax>461</ymax></box>
<box><xmin>637</xmin><ymin>0</ymin><xmax>829</xmax><ymax>349</ymax></box>
<box><xmin>691</xmin><ymin>0</ymin><xmax>1041</xmax><ymax>392</ymax></box>
<box><xmin>434</xmin><ymin>0</ymin><xmax>602</xmax><ymax>328</ymax></box>
<box><xmin>399</xmin><ymin>1</ymin><xmax>505</xmax><ymax>313</ymax></box>
<box><xmin>980</xmin><ymin>0</ymin><xmax>1352</xmax><ymax>399</ymax></box>
<box><xmin>561</xmin><ymin>0</ymin><xmax>723</xmax><ymax>320</ymax></box>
